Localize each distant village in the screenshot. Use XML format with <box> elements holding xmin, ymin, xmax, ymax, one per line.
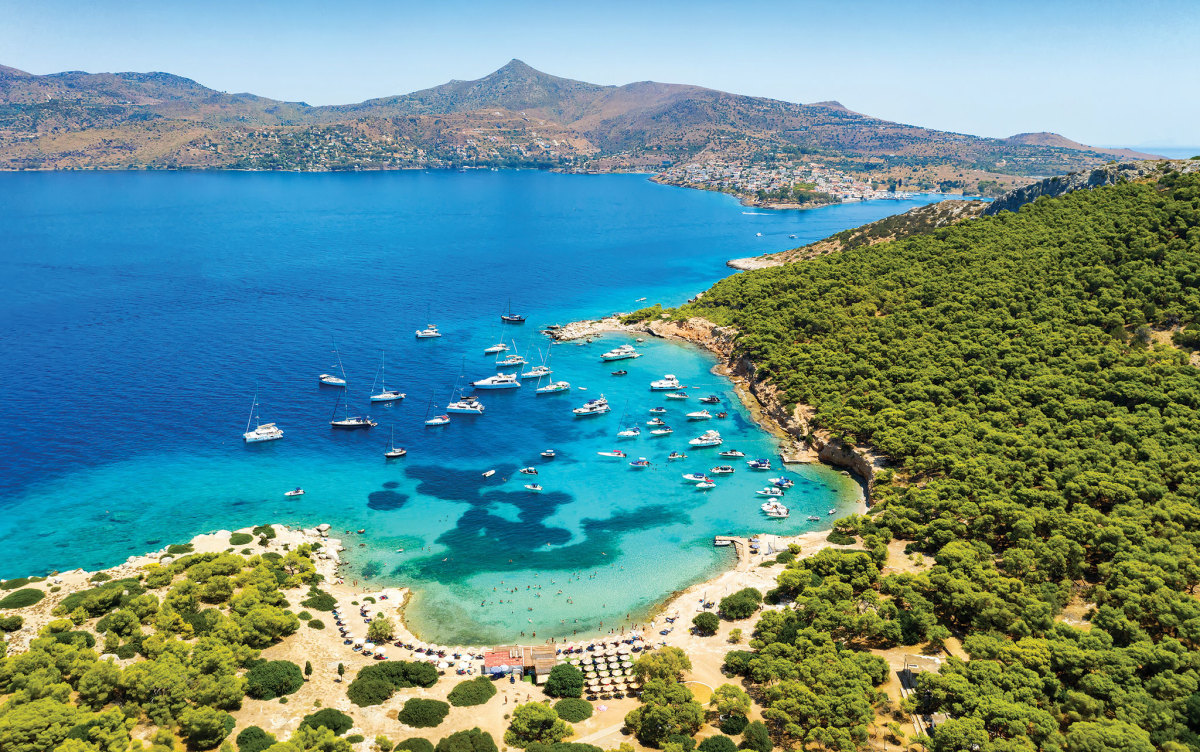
<box><xmin>653</xmin><ymin>159</ymin><xmax>918</xmax><ymax>207</ymax></box>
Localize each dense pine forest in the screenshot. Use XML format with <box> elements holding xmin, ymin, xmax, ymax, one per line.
<box><xmin>681</xmin><ymin>172</ymin><xmax>1200</xmax><ymax>750</ymax></box>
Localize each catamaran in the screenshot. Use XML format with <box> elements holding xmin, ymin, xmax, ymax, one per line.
<box><xmin>319</xmin><ymin>343</ymin><xmax>348</xmax><ymax>386</ymax></box>
<box><xmin>601</xmin><ymin>344</ymin><xmax>641</xmax><ymax>361</ymax></box>
<box><xmin>384</xmin><ymin>427</ymin><xmax>407</xmax><ymax>458</ymax></box>
<box><xmin>415</xmin><ymin>324</ymin><xmax>441</xmax><ymax>338</ymax></box>
<box><xmin>688</xmin><ymin>430</ymin><xmax>723</xmax><ymax>447</ymax></box>
<box><xmin>535</xmin><ymin>380</ymin><xmax>571</xmax><ymax>394</ymax></box>
<box><xmin>446</xmin><ymin>395</ymin><xmax>485</xmax><ymax>414</ymax></box>
<box><xmin>472</xmin><ymin>373</ymin><xmax>521</xmax><ymax>389</ymax></box>
<box><xmin>242</xmin><ymin>393</ymin><xmax>284</xmax><ymax>443</ymax></box>
<box><xmin>484</xmin><ymin>342</ymin><xmax>509</xmax><ymax>354</ymax></box>
<box><xmin>330</xmin><ymin>393</ymin><xmax>376</xmax><ymax>430</ymax></box>
<box><xmin>370</xmin><ymin>353</ymin><xmax>406</xmax><ymax>402</ymax></box>
<box><xmin>522</xmin><ymin>365</ymin><xmax>551</xmax><ymax>379</ymax></box>
<box><xmin>650</xmin><ymin>374</ymin><xmax>682</xmax><ymax>390</ymax></box>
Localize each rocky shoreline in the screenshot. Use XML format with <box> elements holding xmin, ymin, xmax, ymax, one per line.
<box><xmin>551</xmin><ymin>315</ymin><xmax>884</xmax><ymax>498</ymax></box>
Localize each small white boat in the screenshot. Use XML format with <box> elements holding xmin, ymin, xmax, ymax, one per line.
<box><xmin>519</xmin><ymin>467</ymin><xmax>538</xmax><ymax>475</ymax></box>
<box><xmin>650</xmin><ymin>374</ymin><xmax>682</xmax><ymax>391</ymax></box>
<box><xmin>719</xmin><ymin>449</ymin><xmax>746</xmax><ymax>458</ymax></box>
<box><xmin>521</xmin><ymin>365</ymin><xmax>552</xmax><ymax>379</ymax></box>
<box><xmin>483</xmin><ymin>469</ymin><xmax>495</xmax><ymax>477</ymax></box>
<box><xmin>371</xmin><ymin>390</ymin><xmax>405</xmax><ymax>403</ymax></box>
<box><xmin>762</xmin><ymin>501</ymin><xmax>789</xmax><ymax>518</ymax></box>
<box><xmin>689</xmin><ymin>430</ymin><xmax>723</xmax><ymax>447</ymax></box>
<box><xmin>617</xmin><ymin>426</ymin><xmax>641</xmax><ymax>438</ymax></box>
<box><xmin>807</xmin><ymin>515</ymin><xmax>821</xmax><ymax>521</ymax></box>
<box><xmin>628</xmin><ymin>457</ymin><xmax>651</xmax><ymax>468</ymax></box>
<box><xmin>597</xmin><ymin>450</ymin><xmax>627</xmax><ymax>458</ymax></box>
<box><xmin>682</xmin><ymin>473</ymin><xmax>708</xmax><ymax>482</ymax></box>
<box><xmin>484</xmin><ymin>343</ymin><xmax>509</xmax><ymax>354</ymax></box>
<box><xmin>686</xmin><ymin>410</ymin><xmax>712</xmax><ymax>420</ymax></box>
<box><xmin>446</xmin><ymin>397</ymin><xmax>485</xmax><ymax>414</ymax></box>
<box><xmin>424</xmin><ymin>414</ymin><xmax>450</xmax><ymax>426</ymax></box>
<box><xmin>573</xmin><ymin>396</ymin><xmax>611</xmax><ymax>416</ymax></box>
<box><xmin>646</xmin><ymin>417</ymin><xmax>666</xmax><ymax>426</ymax></box>
<box><xmin>710</xmin><ymin>466</ymin><xmax>735</xmax><ymax>474</ymax></box>
<box><xmin>524</xmin><ymin>484</ymin><xmax>543</xmax><ymax>492</ymax></box>
<box><xmin>415</xmin><ymin>325</ymin><xmax>441</xmax><ymax>338</ymax></box>
<box><xmin>318</xmin><ymin>373</ymin><xmax>346</xmax><ymax>387</ymax></box>
<box><xmin>541</xmin><ymin>449</ymin><xmax>556</xmax><ymax>458</ymax></box>
<box><xmin>757</xmin><ymin>487</ymin><xmax>785</xmax><ymax>497</ymax></box>
<box><xmin>649</xmin><ymin>427</ymin><xmax>673</xmax><ymax>436</ymax></box>
<box><xmin>370</xmin><ymin>353</ymin><xmax>405</xmax><ymax>402</ymax></box>
<box><xmin>601</xmin><ymin>344</ymin><xmax>642</xmax><ymax>361</ymax></box>
<box><xmin>384</xmin><ymin>427</ymin><xmax>406</xmax><ymax>459</ymax></box>
<box><xmin>243</xmin><ymin>393</ymin><xmax>283</xmax><ymax>443</ymax></box>
<box><xmin>496</xmin><ymin>354</ymin><xmax>527</xmax><ymax>367</ymax></box>
<box><xmin>667</xmin><ymin>451</ymin><xmax>688</xmax><ymax>461</ymax></box>
<box><xmin>472</xmin><ymin>373</ymin><xmax>521</xmax><ymax>389</ymax></box>
<box><xmin>695</xmin><ymin>480</ymin><xmax>716</xmax><ymax>489</ymax></box>
<box><xmin>284</xmin><ymin>487</ymin><xmax>304</xmax><ymax>497</ymax></box>
<box><xmin>649</xmin><ymin>407</ymin><xmax>667</xmax><ymax>414</ymax></box>
<box><xmin>747</xmin><ymin>458</ymin><xmax>772</xmax><ymax>470</ymax></box>
<box><xmin>665</xmin><ymin>392</ymin><xmax>689</xmax><ymax>400</ymax></box>
<box><xmin>536</xmin><ymin>380</ymin><xmax>571</xmax><ymax>394</ymax></box>
<box><xmin>828</xmin><ymin>509</ymin><xmax>837</xmax><ymax>515</ymax></box>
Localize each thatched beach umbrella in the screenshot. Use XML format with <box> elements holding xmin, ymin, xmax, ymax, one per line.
<box><xmin>588</xmin><ymin>678</ymin><xmax>600</xmax><ymax>687</ymax></box>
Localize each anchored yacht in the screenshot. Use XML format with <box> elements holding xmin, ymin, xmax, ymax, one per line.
<box><xmin>472</xmin><ymin>373</ymin><xmax>521</xmax><ymax>389</ymax></box>
<box><xmin>650</xmin><ymin>374</ymin><xmax>682</xmax><ymax>390</ymax></box>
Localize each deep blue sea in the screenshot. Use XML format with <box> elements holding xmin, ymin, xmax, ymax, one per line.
<box><xmin>0</xmin><ymin>170</ymin><xmax>950</xmax><ymax>643</ymax></box>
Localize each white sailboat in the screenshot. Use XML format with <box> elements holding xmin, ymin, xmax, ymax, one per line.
<box><xmin>384</xmin><ymin>426</ymin><xmax>407</xmax><ymax>458</ymax></box>
<box><xmin>370</xmin><ymin>352</ymin><xmax>406</xmax><ymax>402</ymax></box>
<box><xmin>318</xmin><ymin>342</ymin><xmax>348</xmax><ymax>386</ymax></box>
<box><xmin>330</xmin><ymin>392</ymin><xmax>376</xmax><ymax>429</ymax></box>
<box><xmin>242</xmin><ymin>392</ymin><xmax>283</xmax><ymax>443</ymax></box>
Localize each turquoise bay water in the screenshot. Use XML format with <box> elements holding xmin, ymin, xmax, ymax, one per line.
<box><xmin>0</xmin><ymin>171</ymin><xmax>946</xmax><ymax>643</ymax></box>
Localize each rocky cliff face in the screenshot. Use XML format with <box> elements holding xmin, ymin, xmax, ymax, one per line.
<box><xmin>982</xmin><ymin>159</ymin><xmax>1200</xmax><ymax>216</ymax></box>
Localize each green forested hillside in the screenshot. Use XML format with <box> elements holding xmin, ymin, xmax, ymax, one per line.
<box><xmin>683</xmin><ymin>173</ymin><xmax>1200</xmax><ymax>750</ymax></box>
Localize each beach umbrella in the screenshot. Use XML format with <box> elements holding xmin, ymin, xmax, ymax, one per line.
<box><xmin>437</xmin><ymin>661</ymin><xmax>450</xmax><ymax>669</ymax></box>
<box><xmin>364</xmin><ymin>642</ymin><xmax>375</xmax><ymax>651</ymax></box>
<box><xmin>353</xmin><ymin>637</ymin><xmax>365</xmax><ymax>646</ymax></box>
<box><xmin>588</xmin><ymin>678</ymin><xmax>600</xmax><ymax>686</ymax></box>
<box><xmin>570</xmin><ymin>659</ymin><xmax>581</xmax><ymax>666</ymax></box>
<box><xmin>599</xmin><ymin>670</ymin><xmax>610</xmax><ymax>678</ymax></box>
<box><xmin>601</xmin><ymin>677</ymin><xmax>612</xmax><ymax>685</ymax></box>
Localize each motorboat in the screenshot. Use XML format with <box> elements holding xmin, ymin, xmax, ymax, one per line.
<box><xmin>650</xmin><ymin>374</ymin><xmax>682</xmax><ymax>390</ymax></box>
<box><xmin>688</xmin><ymin>430</ymin><xmax>723</xmax><ymax>447</ymax></box>
<box><xmin>472</xmin><ymin>373</ymin><xmax>521</xmax><ymax>389</ymax></box>
<box><xmin>330</xmin><ymin>393</ymin><xmax>376</xmax><ymax>429</ymax></box>
<box><xmin>695</xmin><ymin>480</ymin><xmax>716</xmax><ymax>489</ymax></box>
<box><xmin>807</xmin><ymin>515</ymin><xmax>821</xmax><ymax>522</ymax></box>
<box><xmin>521</xmin><ymin>365</ymin><xmax>552</xmax><ymax>379</ymax></box>
<box><xmin>647</xmin><ymin>417</ymin><xmax>667</xmax><ymax>426</ymax></box>
<box><xmin>682</xmin><ymin>473</ymin><xmax>708</xmax><ymax>482</ymax></box>
<box><xmin>536</xmin><ymin>380</ymin><xmax>571</xmax><ymax>394</ymax></box>
<box><xmin>601</xmin><ymin>344</ymin><xmax>641</xmax><ymax>361</ymax></box>
<box><xmin>828</xmin><ymin>509</ymin><xmax>837</xmax><ymax>515</ymax></box>
<box><xmin>424</xmin><ymin>414</ymin><xmax>450</xmax><ymax>426</ymax></box>
<box><xmin>665</xmin><ymin>392</ymin><xmax>690</xmax><ymax>400</ymax></box>
<box><xmin>617</xmin><ymin>426</ymin><xmax>641</xmax><ymax>437</ymax></box>
<box><xmin>757</xmin><ymin>487</ymin><xmax>785</xmax><ymax>497</ymax></box>
<box><xmin>284</xmin><ymin>487</ymin><xmax>304</xmax><ymax>497</ymax></box>
<box><xmin>611</xmin><ymin>370</ymin><xmax>628</xmax><ymax>376</ymax></box>
<box><xmin>597</xmin><ymin>450</ymin><xmax>627</xmax><ymax>458</ymax></box>
<box><xmin>699</xmin><ymin>395</ymin><xmax>721</xmax><ymax>404</ymax></box>
<box><xmin>415</xmin><ymin>325</ymin><xmax>441</xmax><ymax>338</ymax></box>
<box><xmin>573</xmin><ymin>396</ymin><xmax>611</xmax><ymax>416</ymax></box>
<box><xmin>446</xmin><ymin>397</ymin><xmax>485</xmax><ymax>414</ymax></box>
<box><xmin>483</xmin><ymin>469</ymin><xmax>495</xmax><ymax>477</ymax></box>
<box><xmin>628</xmin><ymin>457</ymin><xmax>651</xmax><ymax>468</ymax></box>
<box><xmin>243</xmin><ymin>393</ymin><xmax>283</xmax><ymax>443</ymax></box>
<box><xmin>318</xmin><ymin>373</ymin><xmax>346</xmax><ymax>387</ymax></box>
<box><xmin>541</xmin><ymin>449</ymin><xmax>556</xmax><ymax>458</ymax></box>
<box><xmin>524</xmin><ymin>484</ymin><xmax>543</xmax><ymax>492</ymax></box>
<box><xmin>686</xmin><ymin>410</ymin><xmax>712</xmax><ymax>420</ymax></box>
<box><xmin>762</xmin><ymin>502</ymin><xmax>790</xmax><ymax>518</ymax></box>
<box><xmin>649</xmin><ymin>406</ymin><xmax>667</xmax><ymax>414</ymax></box>
<box><xmin>667</xmin><ymin>452</ymin><xmax>688</xmax><ymax>461</ymax></box>
<box><xmin>649</xmin><ymin>427</ymin><xmax>673</xmax><ymax>436</ymax></box>
<box><xmin>770</xmin><ymin>477</ymin><xmax>794</xmax><ymax>488</ymax></box>
<box><xmin>747</xmin><ymin>458</ymin><xmax>772</xmax><ymax>470</ymax></box>
<box><xmin>496</xmin><ymin>354</ymin><xmax>527</xmax><ymax>367</ymax></box>
<box><xmin>484</xmin><ymin>343</ymin><xmax>509</xmax><ymax>354</ymax></box>
<box><xmin>719</xmin><ymin>449</ymin><xmax>746</xmax><ymax>458</ymax></box>
<box><xmin>710</xmin><ymin>466</ymin><xmax>735</xmax><ymax>474</ymax></box>
<box><xmin>519</xmin><ymin>467</ymin><xmax>538</xmax><ymax>475</ymax></box>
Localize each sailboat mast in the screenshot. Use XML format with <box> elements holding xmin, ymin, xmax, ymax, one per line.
<box><xmin>245</xmin><ymin>393</ymin><xmax>257</xmax><ymax>433</ymax></box>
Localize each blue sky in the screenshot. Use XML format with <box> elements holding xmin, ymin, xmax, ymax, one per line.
<box><xmin>3</xmin><ymin>0</ymin><xmax>1197</xmax><ymax>147</ymax></box>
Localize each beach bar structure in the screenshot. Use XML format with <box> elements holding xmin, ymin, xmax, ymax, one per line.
<box><xmin>483</xmin><ymin>645</ymin><xmax>557</xmax><ymax>683</ymax></box>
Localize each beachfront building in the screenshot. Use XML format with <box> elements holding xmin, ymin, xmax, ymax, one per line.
<box><xmin>483</xmin><ymin>645</ymin><xmax>557</xmax><ymax>683</ymax></box>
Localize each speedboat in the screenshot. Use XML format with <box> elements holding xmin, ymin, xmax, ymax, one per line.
<box><xmin>807</xmin><ymin>515</ymin><xmax>821</xmax><ymax>521</ymax></box>
<box><xmin>319</xmin><ymin>373</ymin><xmax>347</xmax><ymax>387</ymax></box>
<box><xmin>536</xmin><ymin>380</ymin><xmax>571</xmax><ymax>394</ymax></box>
<box><xmin>541</xmin><ymin>449</ymin><xmax>556</xmax><ymax>458</ymax></box>
<box><xmin>573</xmin><ymin>396</ymin><xmax>611</xmax><ymax>416</ymax></box>
<box><xmin>689</xmin><ymin>430</ymin><xmax>723</xmax><ymax>447</ymax></box>
<box><xmin>446</xmin><ymin>397</ymin><xmax>485</xmax><ymax>414</ymax></box>
<box><xmin>617</xmin><ymin>426</ymin><xmax>641</xmax><ymax>437</ymax></box>
<box><xmin>682</xmin><ymin>473</ymin><xmax>708</xmax><ymax>482</ymax></box>
<box><xmin>770</xmin><ymin>477</ymin><xmax>794</xmax><ymax>488</ymax></box>
<box><xmin>762</xmin><ymin>502</ymin><xmax>790</xmax><ymax>518</ymax></box>
<box><xmin>649</xmin><ymin>407</ymin><xmax>667</xmax><ymax>414</ymax></box>
<box><xmin>649</xmin><ymin>427</ymin><xmax>673</xmax><ymax>436</ymax></box>
<box><xmin>415</xmin><ymin>325</ymin><xmax>441</xmax><ymax>338</ymax></box>
<box><xmin>524</xmin><ymin>484</ymin><xmax>543</xmax><ymax>492</ymax></box>
<box><xmin>719</xmin><ymin>449</ymin><xmax>746</xmax><ymax>458</ymax></box>
<box><xmin>483</xmin><ymin>469</ymin><xmax>495</xmax><ymax>477</ymax></box>
<box><xmin>650</xmin><ymin>374</ymin><xmax>682</xmax><ymax>390</ymax></box>
<box><xmin>665</xmin><ymin>392</ymin><xmax>690</xmax><ymax>400</ymax></box>
<box><xmin>601</xmin><ymin>344</ymin><xmax>641</xmax><ymax>361</ymax></box>
<box><xmin>757</xmin><ymin>487</ymin><xmax>785</xmax><ymax>497</ymax></box>
<box><xmin>647</xmin><ymin>417</ymin><xmax>666</xmax><ymax>426</ymax></box>
<box><xmin>710</xmin><ymin>466</ymin><xmax>735</xmax><ymax>474</ymax></box>
<box><xmin>472</xmin><ymin>373</ymin><xmax>521</xmax><ymax>389</ymax></box>
<box><xmin>828</xmin><ymin>509</ymin><xmax>837</xmax><ymax>515</ymax></box>
<box><xmin>686</xmin><ymin>410</ymin><xmax>712</xmax><ymax>420</ymax></box>
<box><xmin>244</xmin><ymin>422</ymin><xmax>284</xmax><ymax>443</ymax></box>
<box><xmin>629</xmin><ymin>457</ymin><xmax>651</xmax><ymax>468</ymax></box>
<box><xmin>331</xmin><ymin>416</ymin><xmax>376</xmax><ymax>430</ymax></box>
<box><xmin>424</xmin><ymin>414</ymin><xmax>450</xmax><ymax>426</ymax></box>
<box><xmin>695</xmin><ymin>480</ymin><xmax>716</xmax><ymax>489</ymax></box>
<box><xmin>699</xmin><ymin>395</ymin><xmax>720</xmax><ymax>404</ymax></box>
<box><xmin>521</xmin><ymin>365</ymin><xmax>552</xmax><ymax>379</ymax></box>
<box><xmin>667</xmin><ymin>452</ymin><xmax>688</xmax><ymax>461</ymax></box>
<box><xmin>496</xmin><ymin>354</ymin><xmax>527</xmax><ymax>367</ymax></box>
<box><xmin>519</xmin><ymin>467</ymin><xmax>538</xmax><ymax>475</ymax></box>
<box><xmin>371</xmin><ymin>389</ymin><xmax>406</xmax><ymax>403</ymax></box>
<box><xmin>284</xmin><ymin>488</ymin><xmax>304</xmax><ymax>497</ymax></box>
<box><xmin>611</xmin><ymin>370</ymin><xmax>628</xmax><ymax>376</ymax></box>
<box><xmin>747</xmin><ymin>458</ymin><xmax>772</xmax><ymax>470</ymax></box>
<box><xmin>597</xmin><ymin>449</ymin><xmax>627</xmax><ymax>458</ymax></box>
<box><xmin>484</xmin><ymin>343</ymin><xmax>509</xmax><ymax>354</ymax></box>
